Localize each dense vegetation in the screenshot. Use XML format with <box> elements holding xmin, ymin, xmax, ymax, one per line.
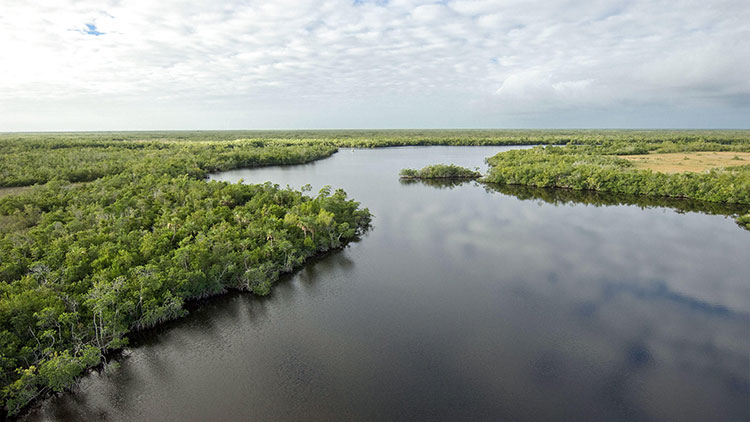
<box><xmin>738</xmin><ymin>213</ymin><xmax>750</xmax><ymax>230</ymax></box>
<box><xmin>2</xmin><ymin>130</ymin><xmax>749</xmax><ymax>417</ymax></box>
<box><xmin>0</xmin><ymin>138</ymin><xmax>337</xmax><ymax>187</ymax></box>
<box><xmin>483</xmin><ymin>141</ymin><xmax>750</xmax><ymax>229</ymax></box>
<box><xmin>399</xmin><ymin>164</ymin><xmax>481</xmax><ymax>179</ymax></box>
<box><xmin>2</xmin><ymin>129</ymin><xmax>750</xmax><ymax>187</ymax></box>
<box><xmin>0</xmin><ymin>137</ymin><xmax>372</xmax><ymax>417</ymax></box>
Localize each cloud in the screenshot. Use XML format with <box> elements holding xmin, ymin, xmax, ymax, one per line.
<box><xmin>639</xmin><ymin>43</ymin><xmax>750</xmax><ymax>98</ymax></box>
<box><xmin>0</xmin><ymin>0</ymin><xmax>748</xmax><ymax>129</ymax></box>
<box><xmin>495</xmin><ymin>71</ymin><xmax>595</xmax><ymax>108</ymax></box>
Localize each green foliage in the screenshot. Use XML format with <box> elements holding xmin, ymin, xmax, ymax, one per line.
<box><xmin>0</xmin><ymin>175</ymin><xmax>371</xmax><ymax>414</ymax></box>
<box><xmin>0</xmin><ymin>138</ymin><xmax>338</xmax><ymax>187</ymax></box>
<box><xmin>2</xmin><ymin>130</ymin><xmax>749</xmax><ymax>187</ymax></box>
<box><xmin>399</xmin><ymin>164</ymin><xmax>481</xmax><ymax>179</ymax></box>
<box><xmin>399</xmin><ymin>168</ymin><xmax>418</xmax><ymax>178</ymax></box>
<box><xmin>0</xmin><ymin>136</ymin><xmax>372</xmax><ymax>416</ymax></box>
<box><xmin>483</xmin><ymin>144</ymin><xmax>750</xmax><ymax>229</ymax></box>
<box><xmin>1</xmin><ymin>130</ymin><xmax>748</xmax><ymax>415</ymax></box>
<box><xmin>737</xmin><ymin>213</ymin><xmax>750</xmax><ymax>230</ymax></box>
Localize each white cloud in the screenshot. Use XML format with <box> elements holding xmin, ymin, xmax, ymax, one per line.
<box><xmin>495</xmin><ymin>71</ymin><xmax>595</xmax><ymax>108</ymax></box>
<box><xmin>0</xmin><ymin>0</ymin><xmax>748</xmax><ymax>130</ymax></box>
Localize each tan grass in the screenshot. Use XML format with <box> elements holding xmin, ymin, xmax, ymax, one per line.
<box><xmin>0</xmin><ymin>186</ymin><xmax>33</xmax><ymax>197</ymax></box>
<box><xmin>619</xmin><ymin>151</ymin><xmax>750</xmax><ymax>174</ymax></box>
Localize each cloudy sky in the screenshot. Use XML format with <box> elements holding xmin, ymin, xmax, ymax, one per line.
<box><xmin>1</xmin><ymin>0</ymin><xmax>748</xmax><ymax>130</ymax></box>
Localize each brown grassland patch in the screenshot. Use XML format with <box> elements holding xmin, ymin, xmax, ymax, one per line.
<box><xmin>619</xmin><ymin>151</ymin><xmax>750</xmax><ymax>174</ymax></box>
<box><xmin>0</xmin><ymin>185</ymin><xmax>33</xmax><ymax>197</ymax></box>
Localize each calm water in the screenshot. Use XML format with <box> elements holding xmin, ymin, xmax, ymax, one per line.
<box><xmin>24</xmin><ymin>146</ymin><xmax>750</xmax><ymax>422</ymax></box>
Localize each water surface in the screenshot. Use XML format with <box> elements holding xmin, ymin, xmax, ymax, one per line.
<box><xmin>25</xmin><ymin>146</ymin><xmax>749</xmax><ymax>422</ymax></box>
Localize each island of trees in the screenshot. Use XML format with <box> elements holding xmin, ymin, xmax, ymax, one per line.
<box><xmin>399</xmin><ymin>164</ymin><xmax>481</xmax><ymax>180</ymax></box>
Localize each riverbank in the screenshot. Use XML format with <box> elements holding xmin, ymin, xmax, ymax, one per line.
<box><xmin>483</xmin><ymin>143</ymin><xmax>750</xmax><ymax>230</ymax></box>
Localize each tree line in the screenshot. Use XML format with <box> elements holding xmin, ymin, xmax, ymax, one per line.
<box><xmin>483</xmin><ymin>142</ymin><xmax>750</xmax><ymax>230</ymax></box>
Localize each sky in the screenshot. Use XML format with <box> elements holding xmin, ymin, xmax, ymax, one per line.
<box><xmin>1</xmin><ymin>0</ymin><xmax>748</xmax><ymax>130</ymax></box>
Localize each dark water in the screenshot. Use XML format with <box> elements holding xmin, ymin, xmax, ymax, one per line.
<box><xmin>24</xmin><ymin>146</ymin><xmax>749</xmax><ymax>422</ymax></box>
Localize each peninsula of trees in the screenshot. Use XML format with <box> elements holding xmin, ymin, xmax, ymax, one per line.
<box><xmin>0</xmin><ymin>137</ymin><xmax>370</xmax><ymax>416</ymax></box>
<box><xmin>482</xmin><ymin>141</ymin><xmax>750</xmax><ymax>229</ymax></box>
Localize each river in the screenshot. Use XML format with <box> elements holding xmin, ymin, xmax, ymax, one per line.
<box><xmin>24</xmin><ymin>146</ymin><xmax>750</xmax><ymax>421</ymax></box>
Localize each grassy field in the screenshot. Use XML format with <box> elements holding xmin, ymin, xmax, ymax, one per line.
<box><xmin>619</xmin><ymin>151</ymin><xmax>750</xmax><ymax>173</ymax></box>
<box><xmin>0</xmin><ymin>186</ymin><xmax>33</xmax><ymax>198</ymax></box>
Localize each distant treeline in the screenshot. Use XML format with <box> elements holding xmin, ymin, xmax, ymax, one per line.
<box><xmin>0</xmin><ymin>139</ymin><xmax>337</xmax><ymax>187</ymax></box>
<box><xmin>3</xmin><ymin>129</ymin><xmax>750</xmax><ymax>145</ymax></box>
<box><xmin>3</xmin><ymin>130</ymin><xmax>749</xmax><ymax>188</ymax></box>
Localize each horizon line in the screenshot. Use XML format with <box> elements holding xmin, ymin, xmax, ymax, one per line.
<box><xmin>2</xmin><ymin>128</ymin><xmax>750</xmax><ymax>134</ymax></box>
